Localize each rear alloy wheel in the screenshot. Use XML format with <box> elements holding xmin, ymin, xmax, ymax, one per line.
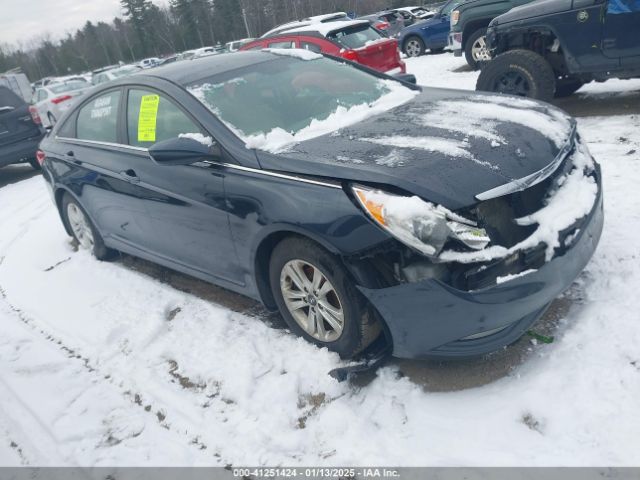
<box><xmin>404</xmin><ymin>36</ymin><xmax>425</xmax><ymax>57</ymax></box>
<box><xmin>476</xmin><ymin>49</ymin><xmax>556</xmax><ymax>101</ymax></box>
<box><xmin>62</xmin><ymin>194</ymin><xmax>114</xmax><ymax>260</ymax></box>
<box><xmin>464</xmin><ymin>28</ymin><xmax>490</xmax><ymax>69</ymax></box>
<box><xmin>269</xmin><ymin>237</ymin><xmax>381</xmax><ymax>358</ymax></box>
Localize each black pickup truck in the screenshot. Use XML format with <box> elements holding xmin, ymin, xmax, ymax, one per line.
<box><xmin>476</xmin><ymin>0</ymin><xmax>640</xmax><ymax>100</ymax></box>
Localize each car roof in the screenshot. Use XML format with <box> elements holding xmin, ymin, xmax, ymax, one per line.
<box><xmin>138</xmin><ymin>51</ymin><xmax>279</xmax><ymax>86</ymax></box>
<box><xmin>280</xmin><ymin>19</ymin><xmax>370</xmax><ymax>36</ymax></box>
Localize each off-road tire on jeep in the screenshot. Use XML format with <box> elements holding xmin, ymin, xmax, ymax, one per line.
<box><xmin>555</xmin><ymin>77</ymin><xmax>584</xmax><ymax>98</ymax></box>
<box><xmin>476</xmin><ymin>49</ymin><xmax>556</xmax><ymax>101</ymax></box>
<box><xmin>269</xmin><ymin>236</ymin><xmax>381</xmax><ymax>359</ymax></box>
<box><xmin>464</xmin><ymin>28</ymin><xmax>489</xmax><ymax>70</ymax></box>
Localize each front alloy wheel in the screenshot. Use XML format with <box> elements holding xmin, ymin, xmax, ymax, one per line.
<box><xmin>280</xmin><ymin>259</ymin><xmax>345</xmax><ymax>342</ymax></box>
<box><xmin>269</xmin><ymin>237</ymin><xmax>381</xmax><ymax>358</ymax></box>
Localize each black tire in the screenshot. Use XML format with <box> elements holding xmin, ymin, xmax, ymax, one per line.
<box><xmin>403</xmin><ymin>36</ymin><xmax>425</xmax><ymax>57</ymax></box>
<box><xmin>476</xmin><ymin>49</ymin><xmax>556</xmax><ymax>101</ymax></box>
<box><xmin>28</xmin><ymin>158</ymin><xmax>41</xmax><ymax>171</ymax></box>
<box><xmin>61</xmin><ymin>193</ymin><xmax>115</xmax><ymax>261</ymax></box>
<box><xmin>269</xmin><ymin>237</ymin><xmax>381</xmax><ymax>359</ymax></box>
<box><xmin>464</xmin><ymin>28</ymin><xmax>489</xmax><ymax>70</ymax></box>
<box><xmin>555</xmin><ymin>77</ymin><xmax>584</xmax><ymax>98</ymax></box>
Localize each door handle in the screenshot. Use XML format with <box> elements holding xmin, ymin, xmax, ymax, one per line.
<box><xmin>119</xmin><ymin>169</ymin><xmax>140</xmax><ymax>183</ymax></box>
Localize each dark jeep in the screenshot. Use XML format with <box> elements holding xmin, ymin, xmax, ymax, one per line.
<box><xmin>476</xmin><ymin>0</ymin><xmax>640</xmax><ymax>101</ymax></box>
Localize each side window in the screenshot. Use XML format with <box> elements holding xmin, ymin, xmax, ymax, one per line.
<box><xmin>301</xmin><ymin>41</ymin><xmax>322</xmax><ymax>53</ymax></box>
<box><xmin>127</xmin><ymin>89</ymin><xmax>203</xmax><ymax>148</ymax></box>
<box><xmin>76</xmin><ymin>90</ymin><xmax>121</xmax><ymax>143</ymax></box>
<box><xmin>268</xmin><ymin>40</ymin><xmax>295</xmax><ymax>49</ymax></box>
<box><xmin>608</xmin><ymin>0</ymin><xmax>640</xmax><ymax>12</ymax></box>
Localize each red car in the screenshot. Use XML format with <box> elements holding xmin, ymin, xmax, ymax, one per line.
<box><xmin>241</xmin><ymin>20</ymin><xmax>406</xmax><ymax>75</ymax></box>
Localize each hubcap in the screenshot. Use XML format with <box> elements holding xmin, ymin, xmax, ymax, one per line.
<box><xmin>471</xmin><ymin>36</ymin><xmax>491</xmax><ymax>62</ymax></box>
<box><xmin>405</xmin><ymin>39</ymin><xmax>422</xmax><ymax>57</ymax></box>
<box><xmin>279</xmin><ymin>259</ymin><xmax>345</xmax><ymax>343</ymax></box>
<box><xmin>67</xmin><ymin>202</ymin><xmax>94</xmax><ymax>250</ymax></box>
<box><xmin>493</xmin><ymin>71</ymin><xmax>531</xmax><ymax>97</ymax></box>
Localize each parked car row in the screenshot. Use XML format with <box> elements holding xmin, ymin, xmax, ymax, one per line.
<box><xmin>242</xmin><ymin>18</ymin><xmax>406</xmax><ymax>74</ymax></box>
<box><xmin>35</xmin><ymin>50</ymin><xmax>603</xmax><ymax>361</ymax></box>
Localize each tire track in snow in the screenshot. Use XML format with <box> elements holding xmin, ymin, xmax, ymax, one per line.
<box><xmin>0</xmin><ymin>286</ymin><xmax>228</xmax><ymax>465</ymax></box>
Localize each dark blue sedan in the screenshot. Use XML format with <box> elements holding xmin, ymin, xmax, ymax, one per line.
<box><xmin>38</xmin><ymin>51</ymin><xmax>603</xmax><ymax>360</ymax></box>
<box><xmin>399</xmin><ymin>0</ymin><xmax>459</xmax><ymax>57</ymax></box>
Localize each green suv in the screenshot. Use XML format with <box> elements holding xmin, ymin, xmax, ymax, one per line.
<box><xmin>448</xmin><ymin>0</ymin><xmax>536</xmax><ymax>69</ymax></box>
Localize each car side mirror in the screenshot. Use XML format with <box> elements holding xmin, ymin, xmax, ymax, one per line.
<box><xmin>394</xmin><ymin>73</ymin><xmax>417</xmax><ymax>85</ymax></box>
<box><xmin>148</xmin><ymin>136</ymin><xmax>218</xmax><ymax>166</ymax></box>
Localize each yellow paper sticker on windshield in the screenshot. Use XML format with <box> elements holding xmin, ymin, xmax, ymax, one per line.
<box><xmin>138</xmin><ymin>94</ymin><xmax>160</xmax><ymax>142</ymax></box>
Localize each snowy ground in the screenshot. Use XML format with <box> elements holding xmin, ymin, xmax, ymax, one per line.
<box><xmin>1</xmin><ymin>54</ymin><xmax>640</xmax><ymax>467</ymax></box>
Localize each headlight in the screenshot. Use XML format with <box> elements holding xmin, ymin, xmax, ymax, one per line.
<box><xmin>353</xmin><ymin>185</ymin><xmax>490</xmax><ymax>257</ymax></box>
<box><xmin>451</xmin><ymin>10</ymin><xmax>460</xmax><ymax>26</ymax></box>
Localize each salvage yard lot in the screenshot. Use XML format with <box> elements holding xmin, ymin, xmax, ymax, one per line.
<box><xmin>1</xmin><ymin>53</ymin><xmax>639</xmax><ymax>466</ymax></box>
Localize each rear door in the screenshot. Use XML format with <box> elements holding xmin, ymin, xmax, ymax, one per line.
<box><xmin>603</xmin><ymin>0</ymin><xmax>640</xmax><ymax>59</ymax></box>
<box><xmin>0</xmin><ymin>87</ymin><xmax>40</xmax><ymax>148</ymax></box>
<box><xmin>56</xmin><ymin>88</ymin><xmax>157</xmax><ymax>250</ymax></box>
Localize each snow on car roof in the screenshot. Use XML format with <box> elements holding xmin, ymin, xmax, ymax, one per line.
<box><xmin>281</xmin><ymin>19</ymin><xmax>371</xmax><ymax>37</ymax></box>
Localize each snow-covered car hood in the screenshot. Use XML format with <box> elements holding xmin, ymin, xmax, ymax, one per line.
<box><xmin>491</xmin><ymin>0</ymin><xmax>573</xmax><ymax>26</ymax></box>
<box><xmin>256</xmin><ymin>89</ymin><xmax>576</xmax><ymax>210</ymax></box>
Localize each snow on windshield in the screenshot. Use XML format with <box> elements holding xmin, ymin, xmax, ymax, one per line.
<box><xmin>244</xmin><ymin>81</ymin><xmax>418</xmax><ymax>153</ymax></box>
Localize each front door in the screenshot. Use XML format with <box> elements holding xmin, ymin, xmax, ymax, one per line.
<box><xmin>122</xmin><ymin>88</ymin><xmax>242</xmax><ymax>285</ymax></box>
<box><xmin>603</xmin><ymin>0</ymin><xmax>640</xmax><ymax>58</ymax></box>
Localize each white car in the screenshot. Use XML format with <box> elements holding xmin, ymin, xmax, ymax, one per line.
<box><xmin>92</xmin><ymin>65</ymin><xmax>142</xmax><ymax>86</ymax></box>
<box><xmin>139</xmin><ymin>57</ymin><xmax>161</xmax><ymax>69</ymax></box>
<box><xmin>33</xmin><ymin>80</ymin><xmax>91</xmax><ymax>126</ymax></box>
<box><xmin>394</xmin><ymin>6</ymin><xmax>436</xmax><ymax>22</ymax></box>
<box><xmin>225</xmin><ymin>38</ymin><xmax>255</xmax><ymax>52</ymax></box>
<box><xmin>192</xmin><ymin>47</ymin><xmax>218</xmax><ymax>59</ymax></box>
<box><xmin>261</xmin><ymin>12</ymin><xmax>349</xmax><ymax>38</ymax></box>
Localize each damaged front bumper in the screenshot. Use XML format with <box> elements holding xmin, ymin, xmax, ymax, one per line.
<box><xmin>358</xmin><ymin>164</ymin><xmax>604</xmax><ymax>359</ymax></box>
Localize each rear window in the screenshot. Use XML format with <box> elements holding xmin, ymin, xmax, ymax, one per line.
<box><xmin>327</xmin><ymin>25</ymin><xmax>383</xmax><ymax>49</ymax></box>
<box><xmin>0</xmin><ymin>86</ymin><xmax>24</xmax><ymax>108</ymax></box>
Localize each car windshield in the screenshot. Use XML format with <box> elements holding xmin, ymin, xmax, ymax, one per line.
<box><xmin>49</xmin><ymin>80</ymin><xmax>87</xmax><ymax>93</ymax></box>
<box><xmin>188</xmin><ymin>54</ymin><xmax>411</xmax><ymax>143</ymax></box>
<box><xmin>327</xmin><ymin>24</ymin><xmax>383</xmax><ymax>49</ymax></box>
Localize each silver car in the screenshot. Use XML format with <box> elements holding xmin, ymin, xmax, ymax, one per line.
<box><xmin>33</xmin><ymin>80</ymin><xmax>91</xmax><ymax>126</ymax></box>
